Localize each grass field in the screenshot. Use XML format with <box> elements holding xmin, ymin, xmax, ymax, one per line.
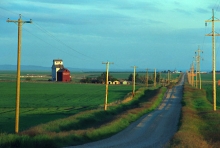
<box><xmin>193</xmin><ymin>73</ymin><xmax>220</xmax><ymax>106</ymax></box>
<box><xmin>0</xmin><ymin>70</ymin><xmax>180</xmax><ymax>82</ymax></box>
<box><xmin>0</xmin><ymin>85</ymin><xmax>167</xmax><ymax>148</ymax></box>
<box><xmin>170</xmin><ymin>82</ymin><xmax>220</xmax><ymax>147</ymax></box>
<box><xmin>0</xmin><ymin>81</ymin><xmax>141</xmax><ymax>133</ymax></box>
<box><xmin>0</xmin><ymin>70</ymin><xmax>181</xmax><ymax>147</ymax></box>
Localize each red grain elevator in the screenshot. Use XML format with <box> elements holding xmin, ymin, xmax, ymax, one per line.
<box><xmin>57</xmin><ymin>68</ymin><xmax>71</xmax><ymax>82</ymax></box>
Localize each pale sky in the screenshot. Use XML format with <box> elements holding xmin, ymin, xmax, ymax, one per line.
<box><xmin>1</xmin><ymin>0</ymin><xmax>220</xmax><ymax>71</ymax></box>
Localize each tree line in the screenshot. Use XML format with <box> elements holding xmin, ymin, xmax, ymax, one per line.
<box><xmin>80</xmin><ymin>72</ymin><xmax>161</xmax><ymax>84</ymax></box>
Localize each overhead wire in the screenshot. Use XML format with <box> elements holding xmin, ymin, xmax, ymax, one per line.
<box><xmin>214</xmin><ymin>1</ymin><xmax>220</xmax><ymax>70</ymax></box>
<box><xmin>0</xmin><ymin>5</ymin><xmax>183</xmax><ymax>72</ymax></box>
<box><xmin>0</xmin><ymin>7</ymin><xmax>102</xmax><ymax>64</ymax></box>
<box><xmin>0</xmin><ymin>6</ymin><xmax>146</xmax><ymax>71</ymax></box>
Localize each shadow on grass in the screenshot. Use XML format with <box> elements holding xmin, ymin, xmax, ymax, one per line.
<box><xmin>47</xmin><ymin>89</ymin><xmax>160</xmax><ymax>132</ymax></box>
<box><xmin>0</xmin><ymin>87</ymin><xmax>167</xmax><ymax>148</ymax></box>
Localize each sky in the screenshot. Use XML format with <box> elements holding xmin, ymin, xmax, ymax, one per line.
<box><xmin>1</xmin><ymin>0</ymin><xmax>220</xmax><ymax>72</ymax></box>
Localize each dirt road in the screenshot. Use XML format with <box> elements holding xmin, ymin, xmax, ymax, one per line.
<box><xmin>71</xmin><ymin>75</ymin><xmax>184</xmax><ymax>148</ymax></box>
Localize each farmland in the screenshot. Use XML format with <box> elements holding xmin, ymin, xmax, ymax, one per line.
<box><xmin>0</xmin><ymin>80</ymin><xmax>141</xmax><ymax>133</ymax></box>
<box><xmin>196</xmin><ymin>73</ymin><xmax>220</xmax><ymax>106</ymax></box>
<box><xmin>1</xmin><ymin>70</ymin><xmax>179</xmax><ymax>133</ymax></box>
<box><xmin>0</xmin><ymin>70</ymin><xmax>176</xmax><ymax>147</ymax></box>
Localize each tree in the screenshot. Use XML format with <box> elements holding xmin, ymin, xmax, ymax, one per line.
<box><xmin>25</xmin><ymin>77</ymin><xmax>31</xmax><ymax>81</ymax></box>
<box><xmin>156</xmin><ymin>73</ymin><xmax>160</xmax><ymax>83</ymax></box>
<box><xmin>80</xmin><ymin>72</ymin><xmax>117</xmax><ymax>84</ymax></box>
<box><xmin>128</xmin><ymin>74</ymin><xmax>133</xmax><ymax>81</ymax></box>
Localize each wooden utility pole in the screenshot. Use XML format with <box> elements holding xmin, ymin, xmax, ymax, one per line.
<box><xmin>191</xmin><ymin>62</ymin><xmax>194</xmax><ymax>87</ymax></box>
<box><xmin>102</xmin><ymin>61</ymin><xmax>113</xmax><ymax>111</ymax></box>
<box><xmin>195</xmin><ymin>46</ymin><xmax>203</xmax><ymax>89</ymax></box>
<box><xmin>167</xmin><ymin>70</ymin><xmax>170</xmax><ymax>85</ymax></box>
<box><xmin>146</xmin><ymin>69</ymin><xmax>148</xmax><ymax>88</ymax></box>
<box><xmin>154</xmin><ymin>69</ymin><xmax>156</xmax><ymax>87</ymax></box>
<box><xmin>194</xmin><ymin>54</ymin><xmax>198</xmax><ymax>88</ymax></box>
<box><xmin>187</xmin><ymin>70</ymin><xmax>191</xmax><ymax>85</ymax></box>
<box><xmin>131</xmin><ymin>66</ymin><xmax>137</xmax><ymax>97</ymax></box>
<box><xmin>6</xmin><ymin>14</ymin><xmax>32</xmax><ymax>134</ymax></box>
<box><xmin>205</xmin><ymin>9</ymin><xmax>220</xmax><ymax>111</ymax></box>
<box><xmin>159</xmin><ymin>71</ymin><xmax>161</xmax><ymax>86</ymax></box>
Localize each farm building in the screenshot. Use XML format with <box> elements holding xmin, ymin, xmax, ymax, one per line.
<box><xmin>52</xmin><ymin>59</ymin><xmax>64</xmax><ymax>81</ymax></box>
<box><xmin>51</xmin><ymin>59</ymin><xmax>71</xmax><ymax>82</ymax></box>
<box><xmin>121</xmin><ymin>80</ymin><xmax>129</xmax><ymax>85</ymax></box>
<box><xmin>113</xmin><ymin>80</ymin><xmax>120</xmax><ymax>85</ymax></box>
<box><xmin>57</xmin><ymin>68</ymin><xmax>71</xmax><ymax>82</ymax></box>
<box><xmin>108</xmin><ymin>81</ymin><xmax>113</xmax><ymax>84</ymax></box>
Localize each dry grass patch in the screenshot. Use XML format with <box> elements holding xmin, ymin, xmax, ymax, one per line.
<box><xmin>170</xmin><ymin>83</ymin><xmax>220</xmax><ymax>147</ymax></box>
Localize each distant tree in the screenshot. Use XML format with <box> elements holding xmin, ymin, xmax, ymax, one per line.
<box><xmin>128</xmin><ymin>74</ymin><xmax>133</xmax><ymax>81</ymax></box>
<box><xmin>81</xmin><ymin>72</ymin><xmax>117</xmax><ymax>84</ymax></box>
<box><xmin>80</xmin><ymin>77</ymin><xmax>92</xmax><ymax>83</ymax></box>
<box><xmin>128</xmin><ymin>73</ymin><xmax>143</xmax><ymax>83</ymax></box>
<box><xmin>25</xmin><ymin>77</ymin><xmax>31</xmax><ymax>81</ymax></box>
<box><xmin>138</xmin><ymin>75</ymin><xmax>146</xmax><ymax>83</ymax></box>
<box><xmin>156</xmin><ymin>73</ymin><xmax>160</xmax><ymax>82</ymax></box>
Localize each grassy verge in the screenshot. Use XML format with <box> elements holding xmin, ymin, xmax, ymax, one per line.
<box><xmin>0</xmin><ymin>86</ymin><xmax>167</xmax><ymax>148</ymax></box>
<box><xmin>170</xmin><ymin>83</ymin><xmax>220</xmax><ymax>147</ymax></box>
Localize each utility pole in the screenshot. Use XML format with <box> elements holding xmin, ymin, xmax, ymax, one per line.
<box><xmin>159</xmin><ymin>71</ymin><xmax>161</xmax><ymax>86</ymax></box>
<box><xmin>195</xmin><ymin>46</ymin><xmax>203</xmax><ymax>89</ymax></box>
<box><xmin>6</xmin><ymin>14</ymin><xmax>32</xmax><ymax>134</ymax></box>
<box><xmin>102</xmin><ymin>61</ymin><xmax>113</xmax><ymax>111</ymax></box>
<box><xmin>170</xmin><ymin>71</ymin><xmax>172</xmax><ymax>83</ymax></box>
<box><xmin>194</xmin><ymin>54</ymin><xmax>198</xmax><ymax>88</ymax></box>
<box><xmin>131</xmin><ymin>66</ymin><xmax>137</xmax><ymax>97</ymax></box>
<box><xmin>191</xmin><ymin>62</ymin><xmax>194</xmax><ymax>87</ymax></box>
<box><xmin>167</xmin><ymin>70</ymin><xmax>170</xmax><ymax>85</ymax></box>
<box><xmin>146</xmin><ymin>69</ymin><xmax>148</xmax><ymax>88</ymax></box>
<box><xmin>154</xmin><ymin>68</ymin><xmax>156</xmax><ymax>87</ymax></box>
<box><xmin>205</xmin><ymin>9</ymin><xmax>220</xmax><ymax>111</ymax></box>
<box><xmin>187</xmin><ymin>70</ymin><xmax>191</xmax><ymax>85</ymax></box>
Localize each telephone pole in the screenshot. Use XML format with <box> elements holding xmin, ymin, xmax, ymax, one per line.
<box><xmin>131</xmin><ymin>66</ymin><xmax>137</xmax><ymax>97</ymax></box>
<box><xmin>191</xmin><ymin>62</ymin><xmax>194</xmax><ymax>87</ymax></box>
<box><xmin>154</xmin><ymin>69</ymin><xmax>156</xmax><ymax>87</ymax></box>
<box><xmin>194</xmin><ymin>54</ymin><xmax>198</xmax><ymax>88</ymax></box>
<box><xmin>195</xmin><ymin>46</ymin><xmax>203</xmax><ymax>89</ymax></box>
<box><xmin>187</xmin><ymin>70</ymin><xmax>191</xmax><ymax>85</ymax></box>
<box><xmin>167</xmin><ymin>70</ymin><xmax>170</xmax><ymax>85</ymax></box>
<box><xmin>7</xmin><ymin>14</ymin><xmax>32</xmax><ymax>134</ymax></box>
<box><xmin>102</xmin><ymin>62</ymin><xmax>113</xmax><ymax>111</ymax></box>
<box><xmin>205</xmin><ymin>9</ymin><xmax>220</xmax><ymax>111</ymax></box>
<box><xmin>146</xmin><ymin>69</ymin><xmax>148</xmax><ymax>88</ymax></box>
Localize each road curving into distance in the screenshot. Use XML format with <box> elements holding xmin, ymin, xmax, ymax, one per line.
<box><xmin>70</xmin><ymin>75</ymin><xmax>185</xmax><ymax>148</ymax></box>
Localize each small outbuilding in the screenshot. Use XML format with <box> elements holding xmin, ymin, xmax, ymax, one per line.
<box><xmin>113</xmin><ymin>80</ymin><xmax>120</xmax><ymax>85</ymax></box>
<box><xmin>108</xmin><ymin>81</ymin><xmax>113</xmax><ymax>84</ymax></box>
<box><xmin>57</xmin><ymin>68</ymin><xmax>71</xmax><ymax>82</ymax></box>
<box><xmin>121</xmin><ymin>80</ymin><xmax>129</xmax><ymax>85</ymax></box>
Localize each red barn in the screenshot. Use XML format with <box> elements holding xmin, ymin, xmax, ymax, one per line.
<box><xmin>57</xmin><ymin>68</ymin><xmax>71</xmax><ymax>82</ymax></box>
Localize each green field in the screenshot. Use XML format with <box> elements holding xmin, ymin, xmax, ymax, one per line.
<box><xmin>0</xmin><ymin>71</ymin><xmax>179</xmax><ymax>134</ymax></box>
<box><xmin>0</xmin><ymin>81</ymin><xmax>141</xmax><ymax>133</ymax></box>
<box><xmin>190</xmin><ymin>73</ymin><xmax>220</xmax><ymax>106</ymax></box>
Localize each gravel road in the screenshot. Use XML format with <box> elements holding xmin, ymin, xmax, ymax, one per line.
<box><xmin>70</xmin><ymin>75</ymin><xmax>184</xmax><ymax>148</ymax></box>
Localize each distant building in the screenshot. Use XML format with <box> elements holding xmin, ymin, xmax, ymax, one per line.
<box><xmin>51</xmin><ymin>59</ymin><xmax>70</xmax><ymax>82</ymax></box>
<box><xmin>113</xmin><ymin>80</ymin><xmax>120</xmax><ymax>85</ymax></box>
<box><xmin>121</xmin><ymin>80</ymin><xmax>129</xmax><ymax>85</ymax></box>
<box><xmin>57</xmin><ymin>68</ymin><xmax>71</xmax><ymax>82</ymax></box>
<box><xmin>52</xmin><ymin>59</ymin><xmax>64</xmax><ymax>81</ymax></box>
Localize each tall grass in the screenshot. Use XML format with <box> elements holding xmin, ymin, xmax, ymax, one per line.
<box><xmin>0</xmin><ymin>86</ymin><xmax>167</xmax><ymax>148</ymax></box>
<box><xmin>170</xmin><ymin>82</ymin><xmax>220</xmax><ymax>147</ymax></box>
